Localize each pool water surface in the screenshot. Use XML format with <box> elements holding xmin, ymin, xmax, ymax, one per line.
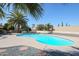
<box><xmin>16</xmin><ymin>33</ymin><xmax>74</xmax><ymax>46</ymax></box>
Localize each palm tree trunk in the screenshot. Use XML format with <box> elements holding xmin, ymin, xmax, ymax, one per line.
<box><xmin>17</xmin><ymin>24</ymin><xmax>20</xmax><ymax>33</ymax></box>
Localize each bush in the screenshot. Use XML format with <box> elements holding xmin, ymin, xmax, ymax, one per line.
<box><xmin>3</xmin><ymin>23</ymin><xmax>14</xmax><ymax>31</ymax></box>
<box><xmin>0</xmin><ymin>29</ymin><xmax>3</xmax><ymax>34</ymax></box>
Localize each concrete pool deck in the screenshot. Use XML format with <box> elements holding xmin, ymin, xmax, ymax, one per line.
<box><xmin>0</xmin><ymin>33</ymin><xmax>79</xmax><ymax>55</ymax></box>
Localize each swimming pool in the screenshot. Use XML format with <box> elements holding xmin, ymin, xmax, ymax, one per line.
<box><xmin>16</xmin><ymin>33</ymin><xmax>74</xmax><ymax>46</ymax></box>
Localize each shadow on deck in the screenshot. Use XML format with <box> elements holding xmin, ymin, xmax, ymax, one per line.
<box><xmin>0</xmin><ymin>46</ymin><xmax>79</xmax><ymax>56</ymax></box>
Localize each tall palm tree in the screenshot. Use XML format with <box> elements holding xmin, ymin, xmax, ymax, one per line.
<box><xmin>0</xmin><ymin>3</ymin><xmax>43</xmax><ymax>32</ymax></box>
<box><xmin>2</xmin><ymin>3</ymin><xmax>43</xmax><ymax>19</ymax></box>
<box><xmin>8</xmin><ymin>11</ymin><xmax>28</xmax><ymax>33</ymax></box>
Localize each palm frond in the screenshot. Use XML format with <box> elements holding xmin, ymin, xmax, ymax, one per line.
<box><xmin>2</xmin><ymin>3</ymin><xmax>43</xmax><ymax>19</ymax></box>
<box><xmin>0</xmin><ymin>5</ymin><xmax>5</xmax><ymax>19</ymax></box>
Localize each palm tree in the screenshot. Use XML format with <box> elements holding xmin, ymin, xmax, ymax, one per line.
<box><xmin>2</xmin><ymin>3</ymin><xmax>43</xmax><ymax>19</ymax></box>
<box><xmin>8</xmin><ymin>11</ymin><xmax>28</xmax><ymax>33</ymax></box>
<box><xmin>0</xmin><ymin>3</ymin><xmax>43</xmax><ymax>32</ymax></box>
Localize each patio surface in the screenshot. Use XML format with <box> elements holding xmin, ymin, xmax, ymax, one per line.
<box><xmin>0</xmin><ymin>33</ymin><xmax>79</xmax><ymax>56</ymax></box>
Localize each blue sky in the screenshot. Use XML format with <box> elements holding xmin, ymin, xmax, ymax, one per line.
<box><xmin>1</xmin><ymin>3</ymin><xmax>79</xmax><ymax>27</ymax></box>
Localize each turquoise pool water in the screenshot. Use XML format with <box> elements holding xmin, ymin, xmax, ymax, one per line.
<box><xmin>16</xmin><ymin>33</ymin><xmax>74</xmax><ymax>46</ymax></box>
